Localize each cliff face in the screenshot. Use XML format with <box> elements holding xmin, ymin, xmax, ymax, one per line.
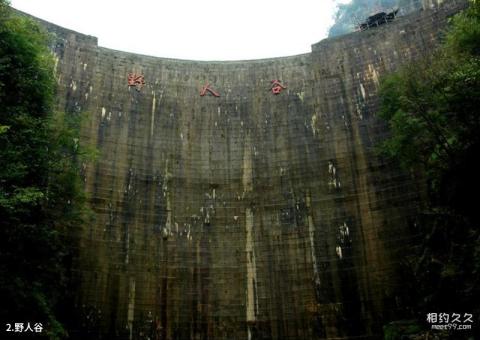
<box><xmin>33</xmin><ymin>1</ymin><xmax>466</xmax><ymax>338</ymax></box>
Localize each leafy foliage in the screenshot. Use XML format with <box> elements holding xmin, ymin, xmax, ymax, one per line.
<box><xmin>377</xmin><ymin>0</ymin><xmax>480</xmax><ymax>336</ymax></box>
<box><xmin>0</xmin><ymin>1</ymin><xmax>92</xmax><ymax>338</ymax></box>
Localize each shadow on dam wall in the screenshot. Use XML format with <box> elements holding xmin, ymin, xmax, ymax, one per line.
<box><xmin>19</xmin><ymin>0</ymin><xmax>467</xmax><ymax>338</ymax></box>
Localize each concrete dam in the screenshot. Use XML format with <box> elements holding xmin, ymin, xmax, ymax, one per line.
<box><xmin>32</xmin><ymin>1</ymin><xmax>465</xmax><ymax>338</ymax></box>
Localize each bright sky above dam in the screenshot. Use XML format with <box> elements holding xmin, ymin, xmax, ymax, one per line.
<box><xmin>11</xmin><ymin>0</ymin><xmax>351</xmax><ymax>61</ymax></box>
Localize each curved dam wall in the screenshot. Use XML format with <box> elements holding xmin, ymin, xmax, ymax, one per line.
<box><xmin>29</xmin><ymin>1</ymin><xmax>465</xmax><ymax>338</ymax></box>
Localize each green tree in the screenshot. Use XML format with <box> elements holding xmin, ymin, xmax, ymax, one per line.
<box><xmin>378</xmin><ymin>0</ymin><xmax>480</xmax><ymax>337</ymax></box>
<box><xmin>0</xmin><ymin>1</ymin><xmax>92</xmax><ymax>338</ymax></box>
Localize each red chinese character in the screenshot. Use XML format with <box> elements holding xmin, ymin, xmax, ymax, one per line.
<box><xmin>127</xmin><ymin>73</ymin><xmax>146</xmax><ymax>91</ymax></box>
<box><xmin>271</xmin><ymin>79</ymin><xmax>286</xmax><ymax>94</ymax></box>
<box><xmin>200</xmin><ymin>83</ymin><xmax>220</xmax><ymax>97</ymax></box>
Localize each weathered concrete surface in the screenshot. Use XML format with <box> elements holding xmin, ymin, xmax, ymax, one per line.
<box><xmin>28</xmin><ymin>0</ymin><xmax>467</xmax><ymax>338</ymax></box>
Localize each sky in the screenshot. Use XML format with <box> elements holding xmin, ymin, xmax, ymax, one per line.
<box><xmin>10</xmin><ymin>0</ymin><xmax>350</xmax><ymax>61</ymax></box>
